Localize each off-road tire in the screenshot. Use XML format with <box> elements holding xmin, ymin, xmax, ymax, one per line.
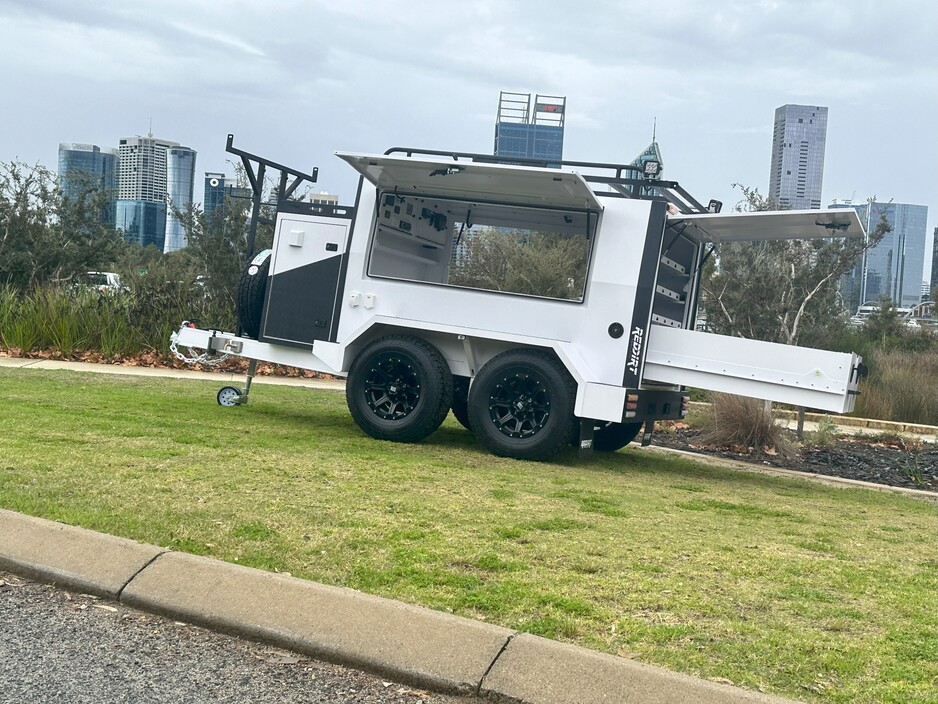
<box><xmin>592</xmin><ymin>421</ymin><xmax>643</xmax><ymax>452</ymax></box>
<box><xmin>346</xmin><ymin>336</ymin><xmax>453</xmax><ymax>443</ymax></box>
<box><xmin>236</xmin><ymin>250</ymin><xmax>272</xmax><ymax>339</ymax></box>
<box><xmin>468</xmin><ymin>349</ymin><xmax>576</xmax><ymax>461</ymax></box>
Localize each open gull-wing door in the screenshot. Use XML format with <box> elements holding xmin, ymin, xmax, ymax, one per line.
<box><xmin>670</xmin><ymin>208</ymin><xmax>865</xmax><ymax>243</ymax></box>
<box><xmin>336</xmin><ymin>152</ymin><xmax>603</xmax><ymax>211</ymax></box>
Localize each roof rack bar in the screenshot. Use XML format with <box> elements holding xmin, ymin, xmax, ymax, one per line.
<box><xmin>383</xmin><ymin>146</ymin><xmax>647</xmax><ymax>178</ymax></box>
<box><xmin>380</xmin><ymin>146</ymin><xmax>710</xmax><ymax>214</ymax></box>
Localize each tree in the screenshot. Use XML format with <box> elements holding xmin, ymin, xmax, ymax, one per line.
<box><xmin>174</xmin><ymin>182</ymin><xmax>273</xmax><ymax>310</ymax></box>
<box><xmin>701</xmin><ymin>185</ymin><xmax>891</xmax><ymax>348</ymax></box>
<box><xmin>0</xmin><ymin>161</ymin><xmax>123</xmax><ymax>291</ymax></box>
<box><xmin>449</xmin><ymin>228</ymin><xmax>589</xmax><ymax>300</ymax></box>
<box><xmin>863</xmin><ymin>296</ymin><xmax>905</xmax><ymax>342</ymax></box>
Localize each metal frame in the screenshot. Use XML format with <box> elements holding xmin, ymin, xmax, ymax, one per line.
<box><xmin>382</xmin><ymin>146</ymin><xmax>709</xmax><ymax>214</ymax></box>
<box><xmin>225</xmin><ymin>133</ymin><xmax>320</xmax><ymax>261</ymax></box>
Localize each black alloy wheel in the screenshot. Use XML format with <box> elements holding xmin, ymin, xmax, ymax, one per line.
<box><xmin>236</xmin><ymin>249</ymin><xmax>272</xmax><ymax>339</ymax></box>
<box><xmin>488</xmin><ymin>369</ymin><xmax>551</xmax><ymax>438</ymax></box>
<box><xmin>363</xmin><ymin>350</ymin><xmax>422</xmax><ymax>420</ymax></box>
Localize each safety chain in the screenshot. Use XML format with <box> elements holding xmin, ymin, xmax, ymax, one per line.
<box><xmin>170</xmin><ymin>321</ymin><xmax>231</xmax><ymax>367</ymax></box>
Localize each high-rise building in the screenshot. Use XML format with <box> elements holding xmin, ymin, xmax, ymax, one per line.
<box><xmin>768</xmin><ymin>105</ymin><xmax>828</xmax><ymax>210</ymax></box>
<box><xmin>835</xmin><ymin>201</ymin><xmax>929</xmax><ymax>310</ymax></box>
<box><xmin>57</xmin><ymin>143</ymin><xmax>119</xmax><ymax>226</ymax></box>
<box><xmin>115</xmin><ymin>135</ymin><xmax>196</xmax><ymax>251</ymax></box>
<box><xmin>164</xmin><ymin>146</ymin><xmax>197</xmax><ymax>253</ymax></box>
<box><xmin>203</xmin><ymin>172</ymin><xmax>251</xmax><ymax>216</ymax></box>
<box><xmin>931</xmin><ymin>227</ymin><xmax>938</xmax><ymax>296</ymax></box>
<box><xmin>494</xmin><ymin>92</ymin><xmax>565</xmax><ymax>165</ymax></box>
<box><xmin>204</xmin><ymin>172</ymin><xmax>227</xmax><ymax>215</ymax></box>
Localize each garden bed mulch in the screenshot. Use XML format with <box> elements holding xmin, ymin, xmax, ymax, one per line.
<box><xmin>651</xmin><ymin>424</ymin><xmax>938</xmax><ymax>493</ymax></box>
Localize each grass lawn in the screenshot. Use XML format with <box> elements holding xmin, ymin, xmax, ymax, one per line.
<box><xmin>1</xmin><ymin>368</ymin><xmax>935</xmax><ymax>703</ymax></box>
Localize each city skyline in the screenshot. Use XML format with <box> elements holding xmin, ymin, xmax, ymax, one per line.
<box><xmin>2</xmin><ymin>1</ymin><xmax>934</xmax><ymax>282</ymax></box>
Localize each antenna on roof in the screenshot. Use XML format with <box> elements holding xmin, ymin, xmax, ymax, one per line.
<box><xmin>652</xmin><ymin>117</ymin><xmax>657</xmax><ymax>142</ymax></box>
<box><xmin>148</xmin><ymin>118</ymin><xmax>153</xmax><ymax>138</ymax></box>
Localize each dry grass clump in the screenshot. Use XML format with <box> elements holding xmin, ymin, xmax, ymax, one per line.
<box><xmin>854</xmin><ymin>350</ymin><xmax>938</xmax><ymax>425</ymax></box>
<box><xmin>699</xmin><ymin>392</ymin><xmax>797</xmax><ymax>457</ymax></box>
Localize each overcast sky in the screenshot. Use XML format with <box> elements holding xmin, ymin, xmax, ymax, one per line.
<box><xmin>1</xmin><ymin>0</ymin><xmax>934</xmax><ymax>281</ymax></box>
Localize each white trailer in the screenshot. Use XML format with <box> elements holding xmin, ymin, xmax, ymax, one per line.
<box><xmin>172</xmin><ymin>137</ymin><xmax>866</xmax><ymax>461</ymax></box>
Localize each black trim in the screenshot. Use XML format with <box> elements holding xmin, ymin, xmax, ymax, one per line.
<box><xmin>622</xmin><ymin>201</ymin><xmax>668</xmax><ymax>387</ymax></box>
<box><xmin>277</xmin><ymin>200</ymin><xmax>355</xmax><ymax>219</ymax></box>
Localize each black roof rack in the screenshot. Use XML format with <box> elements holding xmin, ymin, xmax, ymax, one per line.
<box><xmin>382</xmin><ymin>146</ymin><xmax>709</xmax><ymax>214</ymax></box>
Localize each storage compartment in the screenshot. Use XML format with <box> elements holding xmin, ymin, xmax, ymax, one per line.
<box><xmin>651</xmin><ymin>225</ymin><xmax>699</xmax><ymax>329</ymax></box>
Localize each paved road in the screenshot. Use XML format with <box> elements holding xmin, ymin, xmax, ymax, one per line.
<box><xmin>0</xmin><ymin>572</ymin><xmax>469</xmax><ymax>704</ymax></box>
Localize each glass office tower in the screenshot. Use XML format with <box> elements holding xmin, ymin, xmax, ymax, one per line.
<box><xmin>768</xmin><ymin>105</ymin><xmax>828</xmax><ymax>210</ymax></box>
<box><xmin>165</xmin><ymin>146</ymin><xmax>197</xmax><ymax>252</ymax></box>
<box><xmin>494</xmin><ymin>92</ymin><xmax>565</xmax><ymax>165</ymax></box>
<box><xmin>835</xmin><ymin>201</ymin><xmax>929</xmax><ymax>310</ymax></box>
<box><xmin>57</xmin><ymin>143</ymin><xmax>119</xmax><ymax>226</ymax></box>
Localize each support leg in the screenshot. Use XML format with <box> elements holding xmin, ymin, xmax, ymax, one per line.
<box><xmin>239</xmin><ymin>358</ymin><xmax>259</xmax><ymax>405</ymax></box>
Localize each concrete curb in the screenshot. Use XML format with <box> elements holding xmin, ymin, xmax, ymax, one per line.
<box><xmin>483</xmin><ymin>633</ymin><xmax>788</xmax><ymax>703</ymax></box>
<box><xmin>122</xmin><ymin>551</ymin><xmax>511</xmax><ymax>695</ymax></box>
<box><xmin>0</xmin><ymin>510</ymin><xmax>164</xmax><ymax>599</ymax></box>
<box><xmin>0</xmin><ymin>509</ymin><xmax>799</xmax><ymax>703</ymax></box>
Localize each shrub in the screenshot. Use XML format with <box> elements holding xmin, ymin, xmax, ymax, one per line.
<box><xmin>0</xmin><ymin>282</ymin><xmax>234</xmax><ymax>360</ymax></box>
<box><xmin>699</xmin><ymin>393</ymin><xmax>796</xmax><ymax>457</ymax></box>
<box><xmin>806</xmin><ymin>415</ymin><xmax>840</xmax><ymax>448</ymax></box>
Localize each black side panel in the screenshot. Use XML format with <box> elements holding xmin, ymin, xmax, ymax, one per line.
<box><xmin>260</xmin><ymin>257</ymin><xmax>342</xmax><ymax>347</ymax></box>
<box><xmin>622</xmin><ymin>201</ymin><xmax>668</xmax><ymax>387</ymax></box>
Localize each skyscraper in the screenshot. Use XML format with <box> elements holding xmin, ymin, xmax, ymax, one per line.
<box><xmin>204</xmin><ymin>172</ymin><xmax>251</xmax><ymax>215</ymax></box>
<box><xmin>164</xmin><ymin>146</ymin><xmax>197</xmax><ymax>253</ymax></box>
<box><xmin>835</xmin><ymin>201</ymin><xmax>929</xmax><ymax>310</ymax></box>
<box><xmin>204</xmin><ymin>172</ymin><xmax>227</xmax><ymax>215</ymax></box>
<box><xmin>115</xmin><ymin>135</ymin><xmax>196</xmax><ymax>251</ymax></box>
<box><xmin>57</xmin><ymin>143</ymin><xmax>119</xmax><ymax>227</ymax></box>
<box><xmin>931</xmin><ymin>227</ymin><xmax>938</xmax><ymax>297</ymax></box>
<box><xmin>494</xmin><ymin>92</ymin><xmax>565</xmax><ymax>165</ymax></box>
<box><xmin>768</xmin><ymin>105</ymin><xmax>828</xmax><ymax>210</ymax></box>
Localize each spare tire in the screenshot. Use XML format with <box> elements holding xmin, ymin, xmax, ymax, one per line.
<box><xmin>236</xmin><ymin>249</ymin><xmax>272</xmax><ymax>339</ymax></box>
